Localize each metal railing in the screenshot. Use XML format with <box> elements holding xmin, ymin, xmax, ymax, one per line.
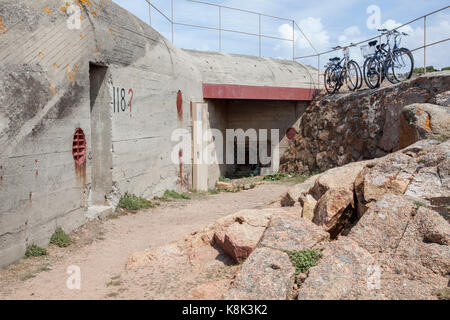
<box><xmin>295</xmin><ymin>5</ymin><xmax>450</xmax><ymax>86</ymax></box>
<box><xmin>145</xmin><ymin>1</ymin><xmax>449</xmax><ymax>88</ymax></box>
<box><xmin>145</xmin><ymin>0</ymin><xmax>317</xmax><ymax>60</ymax></box>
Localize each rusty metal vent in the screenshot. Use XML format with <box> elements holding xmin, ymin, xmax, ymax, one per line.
<box><xmin>72</xmin><ymin>128</ymin><xmax>86</xmax><ymax>165</ymax></box>
<box><xmin>286</xmin><ymin>128</ymin><xmax>297</xmax><ymax>140</ymax></box>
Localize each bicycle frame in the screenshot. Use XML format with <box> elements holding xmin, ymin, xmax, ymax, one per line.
<box><xmin>372</xmin><ymin>31</ymin><xmax>404</xmax><ymax>78</ymax></box>
<box><xmin>324</xmin><ymin>44</ymin><xmax>360</xmax><ymax>93</ymax></box>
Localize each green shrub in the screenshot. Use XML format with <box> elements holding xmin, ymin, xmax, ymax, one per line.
<box><xmin>219</xmin><ymin>176</ymin><xmax>231</xmax><ymax>182</ymax></box>
<box><xmin>284</xmin><ymin>249</ymin><xmax>323</xmax><ymax>274</ymax></box>
<box><xmin>414</xmin><ymin>201</ymin><xmax>425</xmax><ymax>207</ymax></box>
<box><xmin>441</xmin><ymin>67</ymin><xmax>450</xmax><ymax>71</ymax></box>
<box><xmin>413</xmin><ymin>66</ymin><xmax>438</xmax><ymax>74</ymax></box>
<box><xmin>164</xmin><ymin>190</ymin><xmax>190</xmax><ymax>200</ymax></box>
<box><xmin>118</xmin><ymin>192</ymin><xmax>155</xmax><ymax>211</ymax></box>
<box><xmin>208</xmin><ymin>189</ymin><xmax>220</xmax><ymax>195</ymax></box>
<box><xmin>25</xmin><ymin>245</ymin><xmax>47</xmax><ymax>258</ymax></box>
<box><xmin>50</xmin><ymin>227</ymin><xmax>72</xmax><ymax>248</ymax></box>
<box><xmin>263</xmin><ymin>173</ymin><xmax>289</xmax><ymax>181</ymax></box>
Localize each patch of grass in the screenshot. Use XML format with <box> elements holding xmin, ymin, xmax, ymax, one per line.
<box><xmin>50</xmin><ymin>227</ymin><xmax>72</xmax><ymax>248</ymax></box>
<box><xmin>219</xmin><ymin>176</ymin><xmax>231</xmax><ymax>182</ymax></box>
<box><xmin>263</xmin><ymin>173</ymin><xmax>290</xmax><ymax>181</ymax></box>
<box><xmin>118</xmin><ymin>192</ymin><xmax>155</xmax><ymax>211</ymax></box>
<box><xmin>208</xmin><ymin>189</ymin><xmax>220</xmax><ymax>195</ymax></box>
<box><xmin>414</xmin><ymin>201</ymin><xmax>426</xmax><ymax>207</ymax></box>
<box><xmin>25</xmin><ymin>245</ymin><xmax>47</xmax><ymax>258</ymax></box>
<box><xmin>280</xmin><ymin>173</ymin><xmax>311</xmax><ymax>185</ymax></box>
<box><xmin>164</xmin><ymin>190</ymin><xmax>190</xmax><ymax>200</ymax></box>
<box><xmin>153</xmin><ymin>195</ymin><xmax>172</xmax><ymax>202</ymax></box>
<box><xmin>284</xmin><ymin>249</ymin><xmax>323</xmax><ymax>275</ymax></box>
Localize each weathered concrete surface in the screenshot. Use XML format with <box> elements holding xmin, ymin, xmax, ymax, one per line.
<box><xmin>0</xmin><ymin>0</ymin><xmax>200</xmax><ymax>267</ymax></box>
<box><xmin>185</xmin><ymin>50</ymin><xmax>318</xmax><ymax>90</ymax></box>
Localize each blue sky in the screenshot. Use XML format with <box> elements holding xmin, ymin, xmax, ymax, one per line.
<box><xmin>112</xmin><ymin>0</ymin><xmax>450</xmax><ymax>69</ymax></box>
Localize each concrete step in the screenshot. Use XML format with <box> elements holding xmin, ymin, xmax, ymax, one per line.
<box><xmin>86</xmin><ymin>206</ymin><xmax>114</xmax><ymax>221</ymax></box>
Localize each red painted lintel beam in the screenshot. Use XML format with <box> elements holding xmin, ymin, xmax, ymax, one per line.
<box><xmin>202</xmin><ymin>83</ymin><xmax>316</xmax><ymax>101</ymax></box>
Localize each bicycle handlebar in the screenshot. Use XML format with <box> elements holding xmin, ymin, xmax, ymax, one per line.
<box><xmin>379</xmin><ymin>29</ymin><xmax>409</xmax><ymax>36</ymax></box>
<box><xmin>332</xmin><ymin>42</ymin><xmax>357</xmax><ymax>51</ymax></box>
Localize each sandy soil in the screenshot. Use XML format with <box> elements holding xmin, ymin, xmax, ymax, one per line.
<box><xmin>0</xmin><ymin>182</ymin><xmax>289</xmax><ymax>300</ymax></box>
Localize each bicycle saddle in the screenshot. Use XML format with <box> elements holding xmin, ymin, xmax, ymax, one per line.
<box><xmin>329</xmin><ymin>57</ymin><xmax>340</xmax><ymax>62</ymax></box>
<box><xmin>368</xmin><ymin>40</ymin><xmax>377</xmax><ymax>47</ymax></box>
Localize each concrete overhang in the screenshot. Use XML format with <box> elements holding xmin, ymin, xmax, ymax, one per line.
<box><xmin>202</xmin><ymin>83</ymin><xmax>316</xmax><ymax>101</ymax></box>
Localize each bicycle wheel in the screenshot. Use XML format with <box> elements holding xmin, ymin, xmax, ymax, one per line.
<box><xmin>356</xmin><ymin>61</ymin><xmax>363</xmax><ymax>89</ymax></box>
<box><xmin>384</xmin><ymin>58</ymin><xmax>399</xmax><ymax>84</ymax></box>
<box><xmin>391</xmin><ymin>48</ymin><xmax>414</xmax><ymax>82</ymax></box>
<box><xmin>346</xmin><ymin>60</ymin><xmax>360</xmax><ymax>91</ymax></box>
<box><xmin>364</xmin><ymin>57</ymin><xmax>381</xmax><ymax>89</ymax></box>
<box><xmin>324</xmin><ymin>66</ymin><xmax>338</xmax><ymax>95</ymax></box>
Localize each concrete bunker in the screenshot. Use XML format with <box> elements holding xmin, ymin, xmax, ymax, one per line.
<box><xmin>0</xmin><ymin>0</ymin><xmax>318</xmax><ymax>267</ymax></box>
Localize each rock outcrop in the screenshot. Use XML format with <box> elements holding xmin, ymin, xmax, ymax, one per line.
<box><xmin>224</xmin><ymin>247</ymin><xmax>296</xmax><ymax>300</ymax></box>
<box><xmin>280</xmin><ymin>72</ymin><xmax>450</xmax><ymax>175</ymax></box>
<box><xmin>399</xmin><ymin>103</ymin><xmax>450</xmax><ymax>149</ymax></box>
<box><xmin>124</xmin><ymin>140</ymin><xmax>449</xmax><ymax>300</ymax></box>
<box><xmin>297</xmin><ymin>237</ymin><xmax>380</xmax><ymax>300</ymax></box>
<box><xmin>213</xmin><ymin>208</ymin><xmax>298</xmax><ymax>263</ymax></box>
<box><xmin>227</xmin><ymin>139</ymin><xmax>449</xmax><ymax>300</ymax></box>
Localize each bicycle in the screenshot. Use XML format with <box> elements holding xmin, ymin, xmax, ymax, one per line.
<box><xmin>324</xmin><ymin>44</ymin><xmax>362</xmax><ymax>95</ymax></box>
<box><xmin>362</xmin><ymin>29</ymin><xmax>414</xmax><ymax>89</ymax></box>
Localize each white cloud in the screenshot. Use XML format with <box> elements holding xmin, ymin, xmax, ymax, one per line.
<box><xmin>278</xmin><ymin>17</ymin><xmax>330</xmax><ymax>54</ymax></box>
<box><xmin>338</xmin><ymin>26</ymin><xmax>362</xmax><ymax>44</ymax></box>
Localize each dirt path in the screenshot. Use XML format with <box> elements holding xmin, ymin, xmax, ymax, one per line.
<box><xmin>0</xmin><ymin>183</ymin><xmax>289</xmax><ymax>300</ymax></box>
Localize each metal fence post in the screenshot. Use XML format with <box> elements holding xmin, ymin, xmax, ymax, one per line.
<box><xmin>292</xmin><ymin>20</ymin><xmax>295</xmax><ymax>61</ymax></box>
<box><xmin>318</xmin><ymin>54</ymin><xmax>320</xmax><ymax>88</ymax></box>
<box><xmin>148</xmin><ymin>0</ymin><xmax>152</xmax><ymax>26</ymax></box>
<box><xmin>259</xmin><ymin>14</ymin><xmax>262</xmax><ymax>57</ymax></box>
<box><xmin>219</xmin><ymin>7</ymin><xmax>222</xmax><ymax>52</ymax></box>
<box><xmin>424</xmin><ymin>16</ymin><xmax>427</xmax><ymax>74</ymax></box>
<box><xmin>171</xmin><ymin>0</ymin><xmax>174</xmax><ymax>44</ymax></box>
